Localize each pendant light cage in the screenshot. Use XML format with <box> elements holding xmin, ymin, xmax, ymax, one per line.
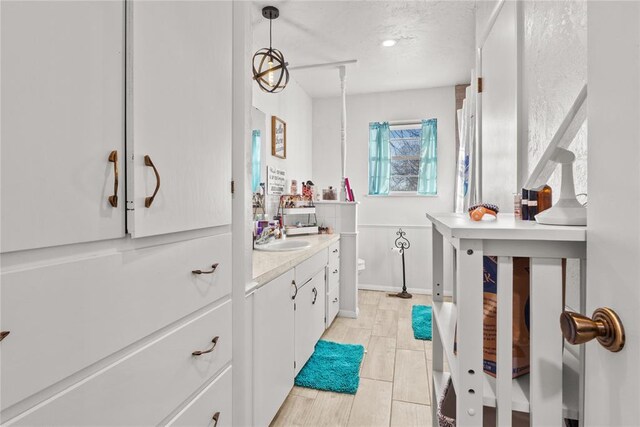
<box><xmin>252</xmin><ymin>6</ymin><xmax>289</xmax><ymax>93</ymax></box>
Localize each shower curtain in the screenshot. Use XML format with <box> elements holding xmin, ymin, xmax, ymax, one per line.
<box><xmin>454</xmin><ymin>73</ymin><xmax>477</xmax><ymax>213</ymax></box>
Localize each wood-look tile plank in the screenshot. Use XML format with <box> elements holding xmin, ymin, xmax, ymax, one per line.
<box><xmin>361</xmin><ymin>335</ymin><xmax>396</xmax><ymax>381</ymax></box>
<box><xmin>393</xmin><ymin>349</ymin><xmax>430</xmax><ymax>405</ymax></box>
<box><xmin>347</xmin><ymin>378</ymin><xmax>393</xmax><ymax>427</ymax></box>
<box><xmin>342</xmin><ymin>327</ymin><xmax>372</xmax><ymax>348</ymax></box>
<box><xmin>359</xmin><ymin>290</ymin><xmax>382</xmax><ymax>306</ymax></box>
<box><xmin>337</xmin><ymin>304</ymin><xmax>377</xmax><ymax>329</ymax></box>
<box><xmin>397</xmin><ymin>316</ymin><xmax>425</xmax><ymax>351</ymax></box>
<box><xmin>390</xmin><ymin>401</ymin><xmax>432</xmax><ymax>427</ymax></box>
<box><xmin>377</xmin><ymin>294</ymin><xmax>402</xmax><ymax>311</ymax></box>
<box><xmin>304</xmin><ymin>390</ymin><xmax>354</xmax><ymax>427</ymax></box>
<box><xmin>291</xmin><ymin>386</ymin><xmax>318</xmax><ymax>399</ymax></box>
<box><xmin>372</xmin><ymin>309</ymin><xmax>398</xmax><ymax>337</ymax></box>
<box><xmin>270</xmin><ymin>394</ymin><xmax>315</xmax><ymax>427</ymax></box>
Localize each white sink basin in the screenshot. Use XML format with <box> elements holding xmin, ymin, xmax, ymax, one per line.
<box><xmin>255</xmin><ymin>240</ymin><xmax>311</xmax><ymax>252</ymax></box>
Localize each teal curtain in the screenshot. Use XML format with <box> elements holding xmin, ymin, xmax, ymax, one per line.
<box><xmin>368</xmin><ymin>122</ymin><xmax>391</xmax><ymax>195</ymax></box>
<box><xmin>251</xmin><ymin>130</ymin><xmax>261</xmax><ymax>193</ymax></box>
<box><xmin>418</xmin><ymin>119</ymin><xmax>437</xmax><ymax>195</ymax></box>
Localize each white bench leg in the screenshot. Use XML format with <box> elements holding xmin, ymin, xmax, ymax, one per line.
<box><xmin>456</xmin><ymin>239</ymin><xmax>484</xmax><ymax>426</ymax></box>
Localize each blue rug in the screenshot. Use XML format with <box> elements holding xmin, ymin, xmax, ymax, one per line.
<box><xmin>294</xmin><ymin>340</ymin><xmax>365</xmax><ymax>394</ymax></box>
<box><xmin>412</xmin><ymin>305</ymin><xmax>432</xmax><ymax>340</ymax></box>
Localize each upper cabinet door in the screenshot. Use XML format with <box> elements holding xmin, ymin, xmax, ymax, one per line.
<box><xmin>0</xmin><ymin>1</ymin><xmax>126</xmax><ymax>253</ymax></box>
<box><xmin>127</xmin><ymin>1</ymin><xmax>232</xmax><ymax>238</ymax></box>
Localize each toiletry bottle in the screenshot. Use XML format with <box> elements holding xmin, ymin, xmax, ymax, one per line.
<box><xmin>536</xmin><ymin>184</ymin><xmax>553</xmax><ymax>214</ymax></box>
<box><xmin>513</xmin><ymin>193</ymin><xmax>522</xmax><ymax>218</ymax></box>
<box><xmin>521</xmin><ymin>189</ymin><xmax>529</xmax><ymax>220</ymax></box>
<box><xmin>528</xmin><ymin>190</ymin><xmax>538</xmax><ymax>220</ymax></box>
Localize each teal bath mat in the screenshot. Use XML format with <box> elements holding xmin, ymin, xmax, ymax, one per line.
<box><xmin>412</xmin><ymin>305</ymin><xmax>432</xmax><ymax>340</ymax></box>
<box><xmin>294</xmin><ymin>340</ymin><xmax>365</xmax><ymax>394</ymax></box>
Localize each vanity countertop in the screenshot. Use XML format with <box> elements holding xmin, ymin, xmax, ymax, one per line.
<box><xmin>249</xmin><ymin>234</ymin><xmax>340</xmax><ymax>293</ymax></box>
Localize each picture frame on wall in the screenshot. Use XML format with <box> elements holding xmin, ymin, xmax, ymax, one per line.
<box><xmin>271</xmin><ymin>116</ymin><xmax>286</xmax><ymax>159</ymax></box>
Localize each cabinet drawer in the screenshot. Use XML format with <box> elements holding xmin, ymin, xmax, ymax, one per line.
<box><xmin>328</xmin><ymin>265</ymin><xmax>340</xmax><ymax>291</ymax></box>
<box><xmin>295</xmin><ymin>249</ymin><xmax>328</xmax><ymax>286</ymax></box>
<box><xmin>1</xmin><ymin>233</ymin><xmax>231</xmax><ymax>410</ymax></box>
<box><xmin>326</xmin><ymin>285</ymin><xmax>340</xmax><ymax>328</ymax></box>
<box><xmin>168</xmin><ymin>366</ymin><xmax>232</xmax><ymax>427</ymax></box>
<box><xmin>328</xmin><ymin>241</ymin><xmax>340</xmax><ymax>268</ymax></box>
<box><xmin>11</xmin><ymin>301</ymin><xmax>232</xmax><ymax>426</ymax></box>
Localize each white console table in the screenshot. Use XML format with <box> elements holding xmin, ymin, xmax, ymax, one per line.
<box><xmin>427</xmin><ymin>212</ymin><xmax>586</xmax><ymax>426</ymax></box>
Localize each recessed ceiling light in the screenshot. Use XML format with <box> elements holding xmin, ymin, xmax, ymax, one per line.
<box><xmin>382</xmin><ymin>39</ymin><xmax>397</xmax><ymax>47</ymax></box>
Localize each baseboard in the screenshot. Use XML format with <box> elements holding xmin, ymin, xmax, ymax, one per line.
<box><xmin>358</xmin><ymin>283</ymin><xmax>453</xmax><ymax>297</ymax></box>
<box><xmin>338</xmin><ymin>308</ymin><xmax>358</xmax><ymax>319</ymax></box>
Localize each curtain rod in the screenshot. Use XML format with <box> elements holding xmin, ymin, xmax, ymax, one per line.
<box><xmin>388</xmin><ymin>120</ymin><xmax>423</xmax><ymax>126</ymax></box>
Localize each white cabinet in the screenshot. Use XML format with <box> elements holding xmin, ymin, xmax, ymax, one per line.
<box><xmin>253</xmin><ymin>270</ymin><xmax>295</xmax><ymax>427</ymax></box>
<box><xmin>13</xmin><ymin>301</ymin><xmax>232</xmax><ymax>426</ymax></box>
<box><xmin>127</xmin><ymin>1</ymin><xmax>232</xmax><ymax>238</ymax></box>
<box><xmin>294</xmin><ymin>270</ymin><xmax>326</xmax><ymax>376</ymax></box>
<box><xmin>168</xmin><ymin>366</ymin><xmax>233</xmax><ymax>427</ymax></box>
<box><xmin>0</xmin><ymin>0</ymin><xmax>126</xmax><ymax>252</ymax></box>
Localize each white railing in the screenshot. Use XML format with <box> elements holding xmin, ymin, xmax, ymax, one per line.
<box><xmin>428</xmin><ymin>212</ymin><xmax>586</xmax><ymax>426</ymax></box>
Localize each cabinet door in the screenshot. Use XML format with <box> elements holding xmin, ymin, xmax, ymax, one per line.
<box><xmin>127</xmin><ymin>1</ymin><xmax>232</xmax><ymax>238</ymax></box>
<box><xmin>0</xmin><ymin>1</ymin><xmax>125</xmax><ymax>252</ymax></box>
<box><xmin>254</xmin><ymin>270</ymin><xmax>295</xmax><ymax>427</ymax></box>
<box><xmin>295</xmin><ymin>270</ymin><xmax>326</xmax><ymax>375</ymax></box>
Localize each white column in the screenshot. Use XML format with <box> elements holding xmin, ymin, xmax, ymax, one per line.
<box><xmin>339</xmin><ymin>65</ymin><xmax>347</xmax><ymax>201</ymax></box>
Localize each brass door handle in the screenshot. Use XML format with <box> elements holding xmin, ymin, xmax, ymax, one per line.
<box><xmin>560</xmin><ymin>308</ymin><xmax>625</xmax><ymax>352</ymax></box>
<box><xmin>192</xmin><ymin>263</ymin><xmax>219</xmax><ymax>275</ymax></box>
<box><xmin>192</xmin><ymin>336</ymin><xmax>219</xmax><ymax>356</ymax></box>
<box><xmin>144</xmin><ymin>155</ymin><xmax>160</xmax><ymax>208</ymax></box>
<box><xmin>212</xmin><ymin>411</ymin><xmax>220</xmax><ymax>427</ymax></box>
<box><xmin>108</xmin><ymin>151</ymin><xmax>119</xmax><ymax>207</ymax></box>
<box><xmin>0</xmin><ymin>331</ymin><xmax>10</xmax><ymax>342</ymax></box>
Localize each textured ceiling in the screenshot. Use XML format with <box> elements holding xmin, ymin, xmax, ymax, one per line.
<box><xmin>251</xmin><ymin>1</ymin><xmax>476</xmax><ymax>98</ymax></box>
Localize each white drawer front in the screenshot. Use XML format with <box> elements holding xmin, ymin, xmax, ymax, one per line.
<box><xmin>326</xmin><ymin>285</ymin><xmax>340</xmax><ymax>328</ymax></box>
<box><xmin>328</xmin><ymin>265</ymin><xmax>340</xmax><ymax>291</ymax></box>
<box><xmin>169</xmin><ymin>366</ymin><xmax>232</xmax><ymax>427</ymax></box>
<box><xmin>295</xmin><ymin>249</ymin><xmax>328</xmax><ymax>286</ymax></box>
<box><xmin>11</xmin><ymin>301</ymin><xmax>232</xmax><ymax>426</ymax></box>
<box><xmin>1</xmin><ymin>233</ymin><xmax>231</xmax><ymax>410</ymax></box>
<box><xmin>328</xmin><ymin>241</ymin><xmax>340</xmax><ymax>268</ymax></box>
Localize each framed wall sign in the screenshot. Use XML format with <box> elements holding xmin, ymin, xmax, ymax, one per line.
<box><xmin>271</xmin><ymin>116</ymin><xmax>286</xmax><ymax>159</ymax></box>
<box><xmin>267</xmin><ymin>165</ymin><xmax>286</xmax><ymax>195</ymax></box>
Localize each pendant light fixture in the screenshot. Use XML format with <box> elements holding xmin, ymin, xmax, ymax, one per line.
<box><xmin>252</xmin><ymin>6</ymin><xmax>289</xmax><ymax>93</ymax></box>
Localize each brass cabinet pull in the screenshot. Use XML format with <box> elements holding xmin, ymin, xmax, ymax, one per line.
<box><xmin>212</xmin><ymin>411</ymin><xmax>220</xmax><ymax>426</ymax></box>
<box><xmin>144</xmin><ymin>155</ymin><xmax>160</xmax><ymax>208</ymax></box>
<box><xmin>192</xmin><ymin>263</ymin><xmax>219</xmax><ymax>275</ymax></box>
<box><xmin>0</xmin><ymin>331</ymin><xmax>10</xmax><ymax>342</ymax></box>
<box><xmin>560</xmin><ymin>307</ymin><xmax>625</xmax><ymax>352</ymax></box>
<box><xmin>192</xmin><ymin>336</ymin><xmax>219</xmax><ymax>356</ymax></box>
<box><xmin>291</xmin><ymin>280</ymin><xmax>298</xmax><ymax>300</ymax></box>
<box><xmin>108</xmin><ymin>151</ymin><xmax>119</xmax><ymax>207</ymax></box>
<box><xmin>312</xmin><ymin>287</ymin><xmax>318</xmax><ymax>304</ymax></box>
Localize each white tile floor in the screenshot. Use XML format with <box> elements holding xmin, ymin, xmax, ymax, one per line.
<box><xmin>270</xmin><ymin>290</ymin><xmax>444</xmax><ymax>427</ymax></box>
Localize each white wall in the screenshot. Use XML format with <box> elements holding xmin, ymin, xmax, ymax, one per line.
<box><xmin>312</xmin><ymin>86</ymin><xmax>457</xmax><ymax>294</ymax></box>
<box><xmin>252</xmin><ymin>78</ymin><xmax>313</xmax><ymax>215</ymax></box>
<box><xmin>523</xmin><ymin>0</ymin><xmax>587</xmax><ymax>200</ymax></box>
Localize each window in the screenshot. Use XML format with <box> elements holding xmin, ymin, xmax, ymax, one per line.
<box><xmin>368</xmin><ymin>119</ymin><xmax>437</xmax><ymax>196</ymax></box>
<box><xmin>389</xmin><ymin>125</ymin><xmax>422</xmax><ymax>192</ymax></box>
